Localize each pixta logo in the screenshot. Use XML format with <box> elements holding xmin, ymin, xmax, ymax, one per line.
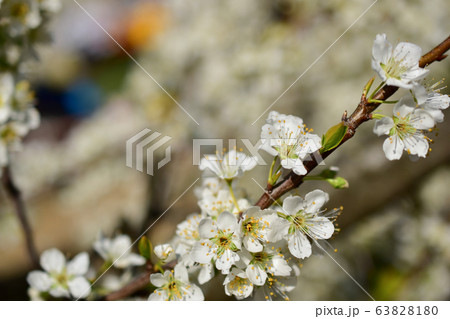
<box><xmin>126</xmin><ymin>129</ymin><xmax>172</xmax><ymax>176</ymax></box>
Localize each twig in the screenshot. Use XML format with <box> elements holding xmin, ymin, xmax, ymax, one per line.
<box><xmin>1</xmin><ymin>165</ymin><xmax>39</xmax><ymax>267</ymax></box>
<box><xmin>254</xmin><ymin>35</ymin><xmax>450</xmax><ymax>210</ymax></box>
<box><xmin>105</xmin><ymin>262</ymin><xmax>153</xmax><ymax>301</ymax></box>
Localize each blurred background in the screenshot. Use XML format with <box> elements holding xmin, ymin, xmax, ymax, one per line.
<box><xmin>1</xmin><ymin>0</ymin><xmax>449</xmax><ymax>300</ymax></box>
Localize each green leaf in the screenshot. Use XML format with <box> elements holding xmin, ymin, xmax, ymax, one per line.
<box><xmin>326</xmin><ymin>176</ymin><xmax>349</xmax><ymax>189</ymax></box>
<box><xmin>138</xmin><ymin>236</ymin><xmax>152</xmax><ymax>260</ymax></box>
<box><xmin>321</xmin><ymin>122</ymin><xmax>348</xmax><ymax>153</ymax></box>
<box><xmin>318</xmin><ymin>168</ymin><xmax>338</xmax><ymax>180</ymax></box>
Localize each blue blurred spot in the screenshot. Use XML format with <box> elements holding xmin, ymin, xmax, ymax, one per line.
<box><xmin>63</xmin><ymin>80</ymin><xmax>103</xmax><ymax>117</ymax></box>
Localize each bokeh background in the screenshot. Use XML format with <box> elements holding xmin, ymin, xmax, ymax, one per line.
<box><xmin>1</xmin><ymin>0</ymin><xmax>450</xmax><ymax>300</ymax></box>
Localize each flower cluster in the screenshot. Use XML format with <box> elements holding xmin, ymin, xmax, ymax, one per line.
<box><xmin>0</xmin><ymin>0</ymin><xmax>61</xmax><ymax>175</ymax></box>
<box><xmin>371</xmin><ymin>34</ymin><xmax>449</xmax><ymax>160</ymax></box>
<box><xmin>149</xmin><ymin>122</ymin><xmax>338</xmax><ymax>301</ymax></box>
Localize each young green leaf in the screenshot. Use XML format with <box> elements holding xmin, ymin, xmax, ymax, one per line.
<box><xmin>321</xmin><ymin>122</ymin><xmax>348</xmax><ymax>153</ymax></box>
<box><xmin>326</xmin><ymin>176</ymin><xmax>349</xmax><ymax>189</ymax></box>
<box><xmin>138</xmin><ymin>236</ymin><xmax>152</xmax><ymax>260</ymax></box>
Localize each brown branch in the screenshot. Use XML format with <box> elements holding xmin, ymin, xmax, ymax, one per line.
<box><xmin>1</xmin><ymin>165</ymin><xmax>39</xmax><ymax>267</ymax></box>
<box><xmin>105</xmin><ymin>262</ymin><xmax>153</xmax><ymax>301</ymax></box>
<box><xmin>254</xmin><ymin>35</ymin><xmax>450</xmax><ymax>210</ymax></box>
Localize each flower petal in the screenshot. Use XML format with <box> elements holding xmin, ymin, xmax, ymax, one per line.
<box><xmin>68</xmin><ymin>277</ymin><xmax>91</xmax><ymax>299</ymax></box>
<box><xmin>148</xmin><ymin>288</ymin><xmax>168</xmax><ymax>301</ymax></box>
<box><xmin>67</xmin><ymin>252</ymin><xmax>89</xmax><ymax>276</ymax></box>
<box><xmin>383</xmin><ymin>135</ymin><xmax>404</xmax><ymax>160</ymax></box>
<box><xmin>287</xmin><ymin>231</ymin><xmax>311</xmax><ymax>259</ymax></box>
<box><xmin>245</xmin><ymin>265</ymin><xmax>267</xmax><ymax>286</ymax></box>
<box><xmin>243</xmin><ymin>235</ymin><xmax>263</xmax><ymax>253</ymax></box>
<box><xmin>282</xmin><ymin>196</ymin><xmax>303</xmax><ymax>215</ymax></box>
<box><xmin>373</xmin><ymin>117</ymin><xmax>394</xmax><ymax>136</ymax></box>
<box><xmin>150</xmin><ymin>272</ymin><xmax>168</xmax><ymax>288</ymax></box>
<box><xmin>304</xmin><ymin>190</ymin><xmax>329</xmax><ymax>214</ymax></box>
<box><xmin>27</xmin><ymin>271</ymin><xmax>52</xmax><ymax>292</ymax></box>
<box><xmin>40</xmin><ymin>248</ymin><xmax>66</xmax><ymax>274</ymax></box>
<box><xmin>217</xmin><ymin>211</ymin><xmax>238</xmax><ymax>232</ymax></box>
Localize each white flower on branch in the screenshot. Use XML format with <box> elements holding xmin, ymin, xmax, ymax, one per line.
<box><xmin>373</xmin><ymin>98</ymin><xmax>435</xmax><ymax>160</ymax></box>
<box><xmin>413</xmin><ymin>81</ymin><xmax>450</xmax><ymax>123</ymax></box>
<box><xmin>200</xmin><ymin>149</ymin><xmax>257</xmax><ymax>180</ymax></box>
<box><xmin>236</xmin><ymin>247</ymin><xmax>292</xmax><ymax>286</ymax></box>
<box><xmin>372</xmin><ymin>33</ymin><xmax>428</xmax><ymax>89</ymax></box>
<box><xmin>260</xmin><ymin>111</ymin><xmax>321</xmax><ymax>175</ymax></box>
<box><xmin>239</xmin><ymin>206</ymin><xmax>282</xmax><ymax>253</ymax></box>
<box><xmin>223</xmin><ymin>267</ymin><xmax>254</xmax><ymax>300</ymax></box>
<box><xmin>198</xmin><ymin>188</ymin><xmax>249</xmax><ymax>218</ymax></box>
<box><xmin>27</xmin><ymin>248</ymin><xmax>91</xmax><ymax>299</ymax></box>
<box><xmin>191</xmin><ymin>211</ymin><xmax>241</xmax><ymax>274</ymax></box>
<box><xmin>154</xmin><ymin>244</ymin><xmax>176</xmax><ymax>263</ymax></box>
<box><xmin>148</xmin><ymin>264</ymin><xmax>204</xmax><ymax>301</ymax></box>
<box><xmin>93</xmin><ymin>234</ymin><xmax>146</xmax><ymax>269</ymax></box>
<box><xmin>275</xmin><ymin>190</ymin><xmax>335</xmax><ymax>259</ymax></box>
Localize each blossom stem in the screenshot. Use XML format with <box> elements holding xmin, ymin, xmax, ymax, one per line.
<box><xmin>368</xmin><ymin>99</ymin><xmax>398</xmax><ymax>104</ymax></box>
<box><xmin>226</xmin><ymin>179</ymin><xmax>241</xmax><ymax>212</ymax></box>
<box><xmin>268</xmin><ymin>157</ymin><xmax>282</xmax><ymax>185</ymax></box>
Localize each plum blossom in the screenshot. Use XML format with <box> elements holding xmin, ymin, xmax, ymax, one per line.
<box><xmin>372</xmin><ymin>33</ymin><xmax>428</xmax><ymax>89</ymax></box>
<box><xmin>200</xmin><ymin>149</ymin><xmax>257</xmax><ymax>180</ymax></box>
<box><xmin>93</xmin><ymin>234</ymin><xmax>146</xmax><ymax>268</ymax></box>
<box><xmin>148</xmin><ymin>264</ymin><xmax>204</xmax><ymax>301</ymax></box>
<box><xmin>27</xmin><ymin>248</ymin><xmax>91</xmax><ymax>299</ymax></box>
<box><xmin>239</xmin><ymin>206</ymin><xmax>281</xmax><ymax>253</ymax></box>
<box><xmin>191</xmin><ymin>211</ymin><xmax>241</xmax><ymax>274</ymax></box>
<box><xmin>223</xmin><ymin>268</ymin><xmax>254</xmax><ymax>299</ymax></box>
<box><xmin>237</xmin><ymin>247</ymin><xmax>292</xmax><ymax>286</ymax></box>
<box><xmin>413</xmin><ymin>81</ymin><xmax>450</xmax><ymax>123</ymax></box>
<box><xmin>198</xmin><ymin>188</ymin><xmax>249</xmax><ymax>218</ymax></box>
<box><xmin>275</xmin><ymin>191</ymin><xmax>335</xmax><ymax>259</ymax></box>
<box><xmin>154</xmin><ymin>244</ymin><xmax>176</xmax><ymax>263</ymax></box>
<box><xmin>373</xmin><ymin>98</ymin><xmax>435</xmax><ymax>160</ymax></box>
<box><xmin>260</xmin><ymin>111</ymin><xmax>321</xmax><ymax>175</ymax></box>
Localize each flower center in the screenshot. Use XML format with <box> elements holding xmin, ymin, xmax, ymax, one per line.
<box><xmin>11</xmin><ymin>3</ymin><xmax>30</xmax><ymax>19</ymax></box>
<box><xmin>380</xmin><ymin>57</ymin><xmax>409</xmax><ymax>80</ymax></box>
<box><xmin>392</xmin><ymin>116</ymin><xmax>417</xmax><ymax>140</ymax></box>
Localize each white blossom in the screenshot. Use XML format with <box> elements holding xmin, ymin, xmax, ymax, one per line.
<box><xmin>413</xmin><ymin>81</ymin><xmax>450</xmax><ymax>123</ymax></box>
<box><xmin>154</xmin><ymin>244</ymin><xmax>176</xmax><ymax>263</ymax></box>
<box><xmin>372</xmin><ymin>33</ymin><xmax>428</xmax><ymax>89</ymax></box>
<box><xmin>373</xmin><ymin>98</ymin><xmax>435</xmax><ymax>160</ymax></box>
<box><xmin>93</xmin><ymin>234</ymin><xmax>146</xmax><ymax>268</ymax></box>
<box><xmin>148</xmin><ymin>264</ymin><xmax>204</xmax><ymax>301</ymax></box>
<box><xmin>237</xmin><ymin>247</ymin><xmax>292</xmax><ymax>286</ymax></box>
<box><xmin>239</xmin><ymin>206</ymin><xmax>281</xmax><ymax>253</ymax></box>
<box><xmin>191</xmin><ymin>211</ymin><xmax>241</xmax><ymax>274</ymax></box>
<box><xmin>27</xmin><ymin>248</ymin><xmax>91</xmax><ymax>299</ymax></box>
<box><xmin>275</xmin><ymin>191</ymin><xmax>334</xmax><ymax>259</ymax></box>
<box><xmin>260</xmin><ymin>111</ymin><xmax>321</xmax><ymax>175</ymax></box>
<box><xmin>223</xmin><ymin>267</ymin><xmax>254</xmax><ymax>300</ymax></box>
<box><xmin>200</xmin><ymin>149</ymin><xmax>257</xmax><ymax>180</ymax></box>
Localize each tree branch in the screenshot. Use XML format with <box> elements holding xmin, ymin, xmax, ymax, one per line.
<box><xmin>254</xmin><ymin>35</ymin><xmax>450</xmax><ymax>210</ymax></box>
<box><xmin>1</xmin><ymin>165</ymin><xmax>39</xmax><ymax>267</ymax></box>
